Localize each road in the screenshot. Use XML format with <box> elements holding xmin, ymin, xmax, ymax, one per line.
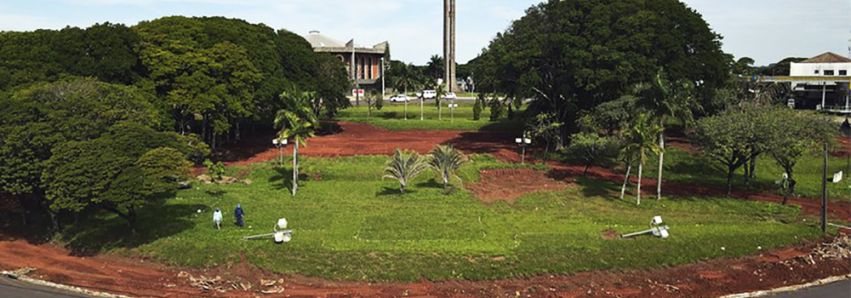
<box><xmin>769</xmin><ymin>279</ymin><xmax>851</xmax><ymax>298</ymax></box>
<box><xmin>0</xmin><ymin>277</ymin><xmax>88</xmax><ymax>298</ymax></box>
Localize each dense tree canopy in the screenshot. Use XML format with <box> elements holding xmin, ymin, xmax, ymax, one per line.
<box><xmin>42</xmin><ymin>123</ymin><xmax>199</xmax><ymax>231</ymax></box>
<box><xmin>0</xmin><ymin>23</ymin><xmax>141</xmax><ymax>91</ymax></box>
<box><xmin>470</xmin><ymin>0</ymin><xmax>731</xmax><ymax>137</ymax></box>
<box><xmin>0</xmin><ymin>78</ymin><xmax>161</xmax><ymax>197</ymax></box>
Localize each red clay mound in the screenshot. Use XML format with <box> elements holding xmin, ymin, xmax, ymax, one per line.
<box><xmin>468</xmin><ymin>168</ymin><xmax>570</xmax><ymax>203</ymax></box>
<box><xmin>222</xmin><ymin>121</ymin><xmax>518</xmax><ymax>166</ymax></box>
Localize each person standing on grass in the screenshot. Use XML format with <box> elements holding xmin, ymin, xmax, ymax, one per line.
<box><xmin>234</xmin><ymin>204</ymin><xmax>245</xmax><ymax>227</ymax></box>
<box><xmin>212</xmin><ymin>208</ymin><xmax>223</xmax><ymax>230</ymax></box>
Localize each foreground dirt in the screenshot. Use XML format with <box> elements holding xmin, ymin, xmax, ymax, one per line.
<box><xmin>4</xmin><ymin>122</ymin><xmax>850</xmax><ymax>297</ymax></box>
<box><xmin>0</xmin><ymin>235</ymin><xmax>848</xmax><ymax>298</ymax></box>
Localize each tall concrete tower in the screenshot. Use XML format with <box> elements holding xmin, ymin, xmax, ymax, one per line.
<box><xmin>443</xmin><ymin>0</ymin><xmax>457</xmax><ymax>92</ymax></box>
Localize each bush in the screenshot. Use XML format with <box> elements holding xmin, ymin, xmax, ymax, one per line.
<box><xmin>488</xmin><ymin>96</ymin><xmax>504</xmax><ymax>121</ymax></box>
<box><xmin>472</xmin><ymin>94</ymin><xmax>484</xmax><ymax>120</ymax></box>
<box><xmin>203</xmin><ymin>159</ymin><xmax>226</xmax><ymax>181</ymax></box>
<box><xmin>564</xmin><ymin>132</ymin><xmax>621</xmax><ymax>175</ymax></box>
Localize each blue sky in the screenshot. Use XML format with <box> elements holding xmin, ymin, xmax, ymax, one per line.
<box><xmin>0</xmin><ymin>0</ymin><xmax>849</xmax><ymax>65</ymax></box>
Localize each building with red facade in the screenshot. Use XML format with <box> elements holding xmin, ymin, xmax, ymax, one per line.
<box><xmin>305</xmin><ymin>31</ymin><xmax>389</xmax><ymax>92</ymax></box>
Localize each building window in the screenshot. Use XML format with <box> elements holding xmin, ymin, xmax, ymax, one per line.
<box><xmin>368</xmin><ymin>57</ymin><xmax>373</xmax><ymax>79</ymax></box>
<box><xmin>824</xmin><ymin>70</ymin><xmax>835</xmax><ymax>76</ymax></box>
<box><xmin>840</xmin><ymin>70</ymin><xmax>848</xmax><ymax>76</ymax></box>
<box><xmin>814</xmin><ymin>69</ymin><xmax>820</xmax><ymax>74</ymax></box>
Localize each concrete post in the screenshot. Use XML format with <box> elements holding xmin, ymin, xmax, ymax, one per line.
<box><xmin>443</xmin><ymin>0</ymin><xmax>457</xmax><ymax>92</ymax></box>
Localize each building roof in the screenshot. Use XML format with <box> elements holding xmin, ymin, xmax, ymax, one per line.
<box><xmin>800</xmin><ymin>52</ymin><xmax>851</xmax><ymax>64</ymax></box>
<box><xmin>304</xmin><ymin>31</ymin><xmax>388</xmax><ymax>55</ymax></box>
<box><xmin>305</xmin><ymin>30</ymin><xmax>346</xmax><ymax>48</ymax></box>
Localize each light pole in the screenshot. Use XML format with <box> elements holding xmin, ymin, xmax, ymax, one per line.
<box><xmin>515</xmin><ymin>136</ymin><xmax>531</xmax><ymax>164</ymax></box>
<box><xmin>448</xmin><ymin>102</ymin><xmax>458</xmax><ymax>122</ymax></box>
<box><xmin>273</xmin><ymin>138</ymin><xmax>288</xmax><ymax>167</ymax></box>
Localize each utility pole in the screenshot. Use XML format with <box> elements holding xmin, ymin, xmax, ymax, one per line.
<box><xmin>381</xmin><ymin>57</ymin><xmax>385</xmax><ymax>100</ymax></box>
<box><xmin>349</xmin><ymin>39</ymin><xmax>359</xmax><ymax>106</ymax></box>
<box><xmin>821</xmin><ymin>142</ymin><xmax>828</xmax><ymax>233</ymax></box>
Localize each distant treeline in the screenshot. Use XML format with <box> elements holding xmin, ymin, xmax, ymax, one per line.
<box><xmin>0</xmin><ymin>16</ymin><xmax>351</xmax><ymax>148</ymax></box>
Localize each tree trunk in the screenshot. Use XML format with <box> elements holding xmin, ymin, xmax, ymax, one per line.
<box><xmin>657</xmin><ymin>131</ymin><xmax>665</xmax><ymax>200</ymax></box>
<box><xmin>292</xmin><ymin>143</ymin><xmax>299</xmax><ymax>197</ymax></box>
<box><xmin>620</xmin><ymin>163</ymin><xmax>632</xmax><ymax>200</ymax></box>
<box><xmin>783</xmin><ymin>171</ymin><xmax>795</xmax><ymax>205</ymax></box>
<box><xmin>726</xmin><ymin>166</ymin><xmax>734</xmax><ymax>196</ymax></box>
<box><xmin>127</xmin><ymin>208</ymin><xmax>137</xmax><ymax>235</ymax></box>
<box><xmin>48</xmin><ymin>209</ymin><xmax>60</xmax><ymax>232</ymax></box>
<box><xmin>749</xmin><ymin>156</ymin><xmax>757</xmax><ymax>180</ymax></box>
<box><xmin>636</xmin><ymin>163</ymin><xmax>643</xmax><ymax>205</ymax></box>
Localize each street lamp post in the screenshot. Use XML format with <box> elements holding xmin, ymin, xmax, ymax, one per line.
<box><xmin>515</xmin><ymin>136</ymin><xmax>531</xmax><ymax>164</ymax></box>
<box><xmin>448</xmin><ymin>102</ymin><xmax>458</xmax><ymax>122</ymax></box>
<box><xmin>273</xmin><ymin>138</ymin><xmax>288</xmax><ymax>167</ymax></box>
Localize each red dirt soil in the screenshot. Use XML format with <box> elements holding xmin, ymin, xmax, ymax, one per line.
<box><xmin>221</xmin><ymin>121</ymin><xmax>518</xmax><ymax>166</ymax></box>
<box><xmin>468</xmin><ymin>169</ymin><xmax>570</xmax><ymax>203</ymax></box>
<box><xmin>0</xmin><ymin>234</ymin><xmax>848</xmax><ymax>298</ymax></box>
<box><xmin>4</xmin><ymin>121</ymin><xmax>851</xmax><ymax>297</ymax></box>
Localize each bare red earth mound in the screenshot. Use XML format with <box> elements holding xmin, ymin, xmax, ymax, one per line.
<box><xmin>468</xmin><ymin>168</ymin><xmax>569</xmax><ymax>203</ymax></box>
<box><xmin>221</xmin><ymin>121</ymin><xmax>518</xmax><ymax>166</ymax></box>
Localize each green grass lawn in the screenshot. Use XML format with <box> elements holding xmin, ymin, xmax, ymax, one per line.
<box><xmin>57</xmin><ymin>155</ymin><xmax>824</xmax><ymax>282</ymax></box>
<box><xmin>336</xmin><ymin>102</ymin><xmax>519</xmax><ymax>131</ymax></box>
<box><xmin>634</xmin><ymin>147</ymin><xmax>851</xmax><ymax>202</ymax></box>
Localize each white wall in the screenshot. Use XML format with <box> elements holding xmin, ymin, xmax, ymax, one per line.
<box><xmin>790</xmin><ymin>63</ymin><xmax>851</xmax><ymax>76</ymax></box>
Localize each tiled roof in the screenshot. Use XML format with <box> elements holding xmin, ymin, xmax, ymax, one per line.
<box><xmin>800</xmin><ymin>52</ymin><xmax>851</xmax><ymax>64</ymax></box>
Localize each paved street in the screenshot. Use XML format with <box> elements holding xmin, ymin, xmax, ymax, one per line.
<box><xmin>770</xmin><ymin>279</ymin><xmax>851</xmax><ymax>298</ymax></box>
<box><xmin>0</xmin><ymin>277</ymin><xmax>87</xmax><ymax>298</ymax></box>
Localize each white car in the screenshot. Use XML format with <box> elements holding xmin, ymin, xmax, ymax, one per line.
<box><xmin>418</xmin><ymin>90</ymin><xmax>437</xmax><ymax>99</ymax></box>
<box><xmin>444</xmin><ymin>92</ymin><xmax>457</xmax><ymax>100</ymax></box>
<box><xmin>388</xmin><ymin>94</ymin><xmax>410</xmax><ymax>102</ymax></box>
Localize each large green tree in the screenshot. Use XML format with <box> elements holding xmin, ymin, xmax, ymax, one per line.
<box><xmin>0</xmin><ymin>78</ymin><xmax>160</xmax><ymax>199</ymax></box>
<box><xmin>471</xmin><ymin>0</ymin><xmax>730</xmax><ymax>139</ymax></box>
<box><xmin>42</xmin><ymin>123</ymin><xmax>199</xmax><ymax>232</ymax></box>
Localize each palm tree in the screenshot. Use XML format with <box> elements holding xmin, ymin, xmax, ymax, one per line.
<box><xmin>636</xmin><ymin>70</ymin><xmax>694</xmax><ymax>201</ymax></box>
<box><xmin>435</xmin><ymin>83</ymin><xmax>447</xmax><ymax>120</ymax></box>
<box><xmin>620</xmin><ymin>113</ymin><xmax>663</xmax><ymax>205</ymax></box>
<box><xmin>383</xmin><ymin>149</ymin><xmax>431</xmax><ymax>194</ymax></box>
<box><xmin>274</xmin><ymin>86</ymin><xmax>319</xmax><ymax>197</ymax></box>
<box><xmin>429</xmin><ymin>145</ymin><xmax>467</xmax><ymax>192</ymax></box>
<box><xmin>393</xmin><ymin>63</ymin><xmax>421</xmax><ymax>120</ymax></box>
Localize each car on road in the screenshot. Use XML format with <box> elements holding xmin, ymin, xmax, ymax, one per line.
<box><xmin>388</xmin><ymin>94</ymin><xmax>410</xmax><ymax>102</ymax></box>
<box><xmin>418</xmin><ymin>90</ymin><xmax>437</xmax><ymax>99</ymax></box>
<box><xmin>444</xmin><ymin>92</ymin><xmax>457</xmax><ymax>100</ymax></box>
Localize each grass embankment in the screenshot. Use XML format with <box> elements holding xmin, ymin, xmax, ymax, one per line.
<box><xmin>61</xmin><ymin>155</ymin><xmax>821</xmax><ymax>281</ymax></box>
<box><xmin>635</xmin><ymin>147</ymin><xmax>851</xmax><ymax>202</ymax></box>
<box><xmin>336</xmin><ymin>102</ymin><xmax>519</xmax><ymax>131</ymax></box>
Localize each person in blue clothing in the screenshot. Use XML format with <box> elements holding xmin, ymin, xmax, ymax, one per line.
<box><xmin>234</xmin><ymin>204</ymin><xmax>245</xmax><ymax>227</ymax></box>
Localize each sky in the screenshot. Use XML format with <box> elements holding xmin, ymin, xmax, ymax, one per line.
<box><xmin>0</xmin><ymin>0</ymin><xmax>849</xmax><ymax>65</ymax></box>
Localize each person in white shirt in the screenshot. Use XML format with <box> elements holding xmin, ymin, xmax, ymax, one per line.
<box><xmin>213</xmin><ymin>208</ymin><xmax>223</xmax><ymax>230</ymax></box>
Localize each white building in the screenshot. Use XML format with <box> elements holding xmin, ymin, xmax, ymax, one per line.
<box><xmin>789</xmin><ymin>52</ymin><xmax>851</xmax><ymax>109</ymax></box>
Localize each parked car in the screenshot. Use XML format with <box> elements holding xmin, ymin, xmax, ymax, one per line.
<box><xmin>388</xmin><ymin>94</ymin><xmax>410</xmax><ymax>102</ymax></box>
<box><xmin>418</xmin><ymin>90</ymin><xmax>437</xmax><ymax>99</ymax></box>
<box><xmin>444</xmin><ymin>92</ymin><xmax>457</xmax><ymax>100</ymax></box>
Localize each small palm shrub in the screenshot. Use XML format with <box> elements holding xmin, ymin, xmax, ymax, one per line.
<box><xmin>383</xmin><ymin>149</ymin><xmax>431</xmax><ymax>194</ymax></box>
<box><xmin>429</xmin><ymin>145</ymin><xmax>468</xmax><ymax>192</ymax></box>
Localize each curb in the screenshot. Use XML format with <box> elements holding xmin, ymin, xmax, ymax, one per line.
<box><xmin>2</xmin><ymin>269</ymin><xmax>131</xmax><ymax>298</ymax></box>
<box><xmin>719</xmin><ymin>274</ymin><xmax>851</xmax><ymax>298</ymax></box>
